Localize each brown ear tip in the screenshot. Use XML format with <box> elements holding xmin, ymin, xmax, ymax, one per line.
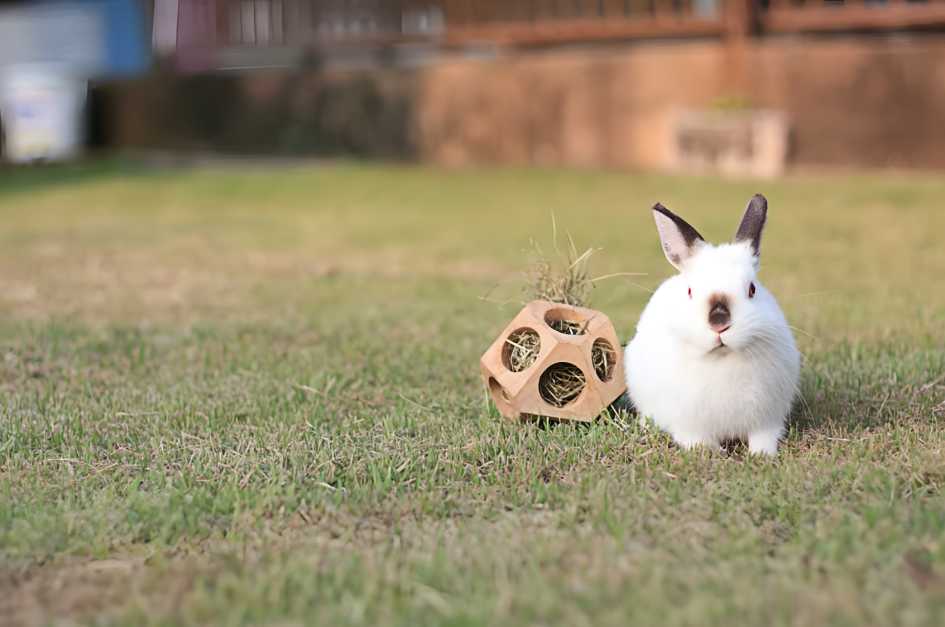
<box><xmin>652</xmin><ymin>202</ymin><xmax>668</xmax><ymax>214</ymax></box>
<box><xmin>750</xmin><ymin>193</ymin><xmax>768</xmax><ymax>207</ymax></box>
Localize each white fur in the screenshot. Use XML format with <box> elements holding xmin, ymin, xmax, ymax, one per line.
<box><xmin>625</xmin><ymin>241</ymin><xmax>800</xmax><ymax>455</ymax></box>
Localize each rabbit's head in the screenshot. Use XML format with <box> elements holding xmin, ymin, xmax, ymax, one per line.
<box><xmin>650</xmin><ymin>194</ymin><xmax>785</xmax><ymax>355</ymax></box>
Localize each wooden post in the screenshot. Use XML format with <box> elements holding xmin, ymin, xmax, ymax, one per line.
<box><xmin>214</xmin><ymin>0</ymin><xmax>229</xmax><ymax>47</ymax></box>
<box><xmin>723</xmin><ymin>0</ymin><xmax>756</xmax><ymax>96</ymax></box>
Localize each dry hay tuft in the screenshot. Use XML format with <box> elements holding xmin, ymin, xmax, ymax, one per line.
<box><xmin>525</xmin><ymin>234</ymin><xmax>595</xmax><ymax>308</ymax></box>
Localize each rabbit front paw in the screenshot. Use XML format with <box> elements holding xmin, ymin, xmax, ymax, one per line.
<box><xmin>748</xmin><ymin>427</ymin><xmax>782</xmax><ymax>456</ymax></box>
<box><xmin>673</xmin><ymin>432</ymin><xmax>720</xmax><ymax>452</ymax></box>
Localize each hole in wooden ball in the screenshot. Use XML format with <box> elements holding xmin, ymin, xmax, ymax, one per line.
<box><xmin>592</xmin><ymin>338</ymin><xmax>617</xmax><ymax>382</ymax></box>
<box><xmin>543</xmin><ymin>307</ymin><xmax>588</xmax><ymax>336</ymax></box>
<box><xmin>538</xmin><ymin>362</ymin><xmax>586</xmax><ymax>407</ymax></box>
<box><xmin>502</xmin><ymin>327</ymin><xmax>541</xmax><ymax>372</ymax></box>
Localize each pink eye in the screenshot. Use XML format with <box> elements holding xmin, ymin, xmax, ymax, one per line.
<box><xmin>748</xmin><ymin>282</ymin><xmax>756</xmax><ymax>298</ymax></box>
<box><xmin>687</xmin><ymin>287</ymin><xmax>692</xmax><ymax>299</ymax></box>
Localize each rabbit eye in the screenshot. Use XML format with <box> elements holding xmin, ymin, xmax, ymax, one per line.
<box><xmin>687</xmin><ymin>287</ymin><xmax>692</xmax><ymax>299</ymax></box>
<box><xmin>748</xmin><ymin>282</ymin><xmax>756</xmax><ymax>298</ymax></box>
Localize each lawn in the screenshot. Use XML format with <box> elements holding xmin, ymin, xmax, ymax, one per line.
<box><xmin>1</xmin><ymin>160</ymin><xmax>943</xmax><ymax>626</ymax></box>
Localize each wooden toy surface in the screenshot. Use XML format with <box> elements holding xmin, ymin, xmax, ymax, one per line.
<box><xmin>480</xmin><ymin>300</ymin><xmax>627</xmax><ymax>422</ymax></box>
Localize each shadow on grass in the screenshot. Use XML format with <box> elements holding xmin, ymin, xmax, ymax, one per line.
<box><xmin>578</xmin><ymin>344</ymin><xmax>942</xmax><ymax>450</ymax></box>
<box><xmin>518</xmin><ymin>394</ymin><xmax>635</xmax><ymax>431</ymax></box>
<box><xmin>790</xmin><ymin>340</ymin><xmax>944</xmax><ymax>435</ymax></box>
<box><xmin>509</xmin><ymin>341</ymin><xmax>942</xmax><ymax>457</ymax></box>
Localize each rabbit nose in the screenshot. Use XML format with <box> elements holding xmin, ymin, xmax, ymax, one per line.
<box><xmin>708</xmin><ymin>299</ymin><xmax>731</xmax><ymax>333</ymax></box>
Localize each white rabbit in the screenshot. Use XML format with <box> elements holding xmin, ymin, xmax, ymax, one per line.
<box><xmin>624</xmin><ymin>194</ymin><xmax>800</xmax><ymax>456</ymax></box>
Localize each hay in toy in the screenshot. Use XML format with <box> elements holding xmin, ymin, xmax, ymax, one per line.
<box><xmin>539</xmin><ymin>362</ymin><xmax>587</xmax><ymax>407</ymax></box>
<box><xmin>525</xmin><ymin>221</ymin><xmax>596</xmax><ymax>308</ymax></box>
<box><xmin>503</xmin><ymin>327</ymin><xmax>541</xmax><ymax>372</ymax></box>
<box><xmin>480</xmin><ymin>217</ymin><xmax>633</xmax><ymax>422</ymax></box>
<box><xmin>592</xmin><ymin>338</ymin><xmax>617</xmax><ymax>381</ymax></box>
<box><xmin>524</xmin><ymin>228</ymin><xmax>606</xmax><ymax>409</ymax></box>
<box><xmin>543</xmin><ymin>307</ymin><xmax>590</xmax><ymax>336</ymax></box>
<box><xmin>547</xmin><ymin>318</ymin><xmax>585</xmax><ymax>335</ymax></box>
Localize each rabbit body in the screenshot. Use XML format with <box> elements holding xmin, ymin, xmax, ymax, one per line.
<box><xmin>624</xmin><ymin>196</ymin><xmax>800</xmax><ymax>455</ymax></box>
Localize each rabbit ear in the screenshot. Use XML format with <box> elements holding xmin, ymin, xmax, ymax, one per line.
<box><xmin>735</xmin><ymin>194</ymin><xmax>768</xmax><ymax>257</ymax></box>
<box><xmin>652</xmin><ymin>203</ymin><xmax>705</xmax><ymax>271</ymax></box>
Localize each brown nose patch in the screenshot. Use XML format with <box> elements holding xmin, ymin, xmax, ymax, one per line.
<box><xmin>708</xmin><ymin>294</ymin><xmax>731</xmax><ymax>331</ymax></box>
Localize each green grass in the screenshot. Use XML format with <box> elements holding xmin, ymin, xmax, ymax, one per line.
<box><xmin>1</xmin><ymin>160</ymin><xmax>943</xmax><ymax>626</ymax></box>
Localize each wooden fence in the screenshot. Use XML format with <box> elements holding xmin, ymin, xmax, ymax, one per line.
<box><xmin>762</xmin><ymin>0</ymin><xmax>945</xmax><ymax>34</ymax></box>
<box><xmin>169</xmin><ymin>0</ymin><xmax>945</xmax><ymax>70</ymax></box>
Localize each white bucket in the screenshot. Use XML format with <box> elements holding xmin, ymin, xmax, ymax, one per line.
<box><xmin>0</xmin><ymin>65</ymin><xmax>87</xmax><ymax>163</ymax></box>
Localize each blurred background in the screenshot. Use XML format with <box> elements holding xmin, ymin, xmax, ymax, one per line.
<box><xmin>2</xmin><ymin>0</ymin><xmax>945</xmax><ymax>172</ymax></box>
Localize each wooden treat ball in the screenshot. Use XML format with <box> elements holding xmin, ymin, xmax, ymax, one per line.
<box><xmin>480</xmin><ymin>300</ymin><xmax>626</xmax><ymax>422</ymax></box>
